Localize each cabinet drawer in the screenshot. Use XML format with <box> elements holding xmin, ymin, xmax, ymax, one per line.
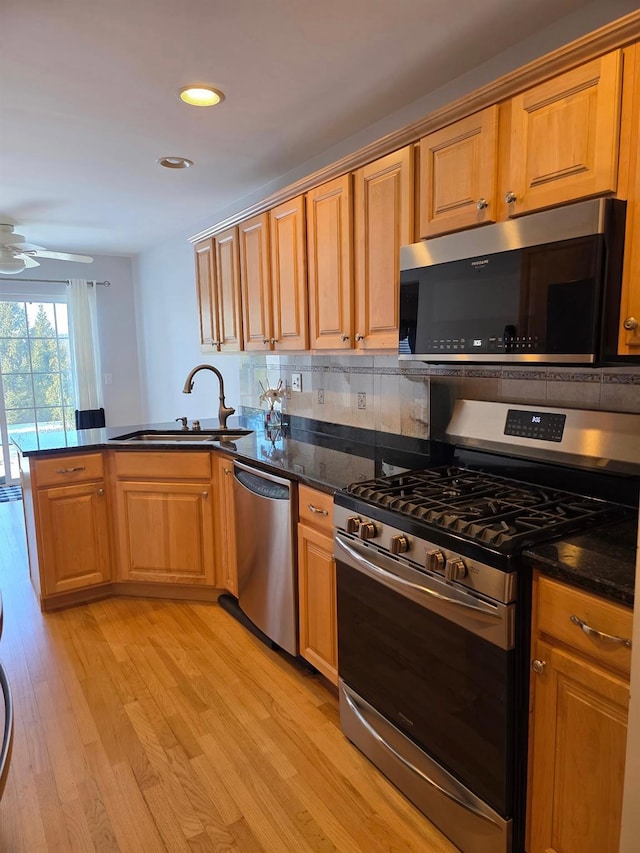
<box><xmin>536</xmin><ymin>575</ymin><xmax>633</xmax><ymax>676</ymax></box>
<box><xmin>35</xmin><ymin>452</ymin><xmax>104</xmax><ymax>487</ymax></box>
<box><xmin>298</xmin><ymin>485</ymin><xmax>334</xmax><ymax>535</ymax></box>
<box><xmin>113</xmin><ymin>451</ymin><xmax>212</xmax><ymax>480</ymax></box>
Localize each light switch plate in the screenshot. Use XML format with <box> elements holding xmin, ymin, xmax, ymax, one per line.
<box><xmin>291</xmin><ymin>372</ymin><xmax>302</xmax><ymax>392</ymax></box>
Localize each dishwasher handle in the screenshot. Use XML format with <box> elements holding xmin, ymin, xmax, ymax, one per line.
<box><xmin>233</xmin><ymin>460</ymin><xmax>291</xmax><ymax>500</ymax></box>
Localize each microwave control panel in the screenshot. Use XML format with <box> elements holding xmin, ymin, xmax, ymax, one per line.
<box><xmin>504</xmin><ymin>409</ymin><xmax>566</xmax><ymax>442</ymax></box>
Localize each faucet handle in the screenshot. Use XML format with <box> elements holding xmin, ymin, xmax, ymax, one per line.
<box><xmin>175</xmin><ymin>416</ymin><xmax>188</xmax><ymax>430</ymax></box>
<box><xmin>192</xmin><ymin>420</ymin><xmax>201</xmax><ymax>431</ymax></box>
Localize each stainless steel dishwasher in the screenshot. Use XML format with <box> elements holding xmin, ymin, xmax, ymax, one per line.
<box><xmin>232</xmin><ymin>460</ymin><xmax>298</xmax><ymax>656</ymax></box>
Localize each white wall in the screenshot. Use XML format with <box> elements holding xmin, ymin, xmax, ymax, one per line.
<box><xmin>0</xmin><ymin>254</ymin><xmax>142</xmax><ymax>427</ymax></box>
<box><xmin>132</xmin><ymin>237</ymin><xmax>241</xmax><ymax>425</ymax></box>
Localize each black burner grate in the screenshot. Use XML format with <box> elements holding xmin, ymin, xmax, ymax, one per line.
<box><xmin>347</xmin><ymin>466</ymin><xmax>624</xmax><ymax>551</ymax></box>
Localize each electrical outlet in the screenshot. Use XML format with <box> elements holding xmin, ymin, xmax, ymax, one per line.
<box><xmin>317</xmin><ymin>389</ymin><xmax>325</xmax><ymax>404</ymax></box>
<box><xmin>357</xmin><ymin>392</ymin><xmax>366</xmax><ymax>410</ymax></box>
<box><xmin>291</xmin><ymin>372</ymin><xmax>303</xmax><ymax>392</ymax></box>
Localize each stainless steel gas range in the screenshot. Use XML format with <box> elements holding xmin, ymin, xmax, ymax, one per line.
<box><xmin>334</xmin><ymin>400</ymin><xmax>639</xmax><ymax>853</ymax></box>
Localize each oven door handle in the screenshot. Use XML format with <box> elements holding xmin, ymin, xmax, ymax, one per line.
<box><xmin>335</xmin><ymin>536</ymin><xmax>503</xmax><ymax>623</ymax></box>
<box><xmin>341</xmin><ymin>683</ymin><xmax>502</xmax><ymax>829</ymax></box>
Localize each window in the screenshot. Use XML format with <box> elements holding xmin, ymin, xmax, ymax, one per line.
<box><xmin>0</xmin><ymin>298</ymin><xmax>76</xmax><ymax>483</ymax></box>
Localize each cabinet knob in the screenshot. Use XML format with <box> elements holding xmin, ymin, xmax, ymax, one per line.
<box><xmin>355</xmin><ymin>333</ymin><xmax>364</xmax><ymax>341</ymax></box>
<box><xmin>340</xmin><ymin>333</ymin><xmax>350</xmax><ymax>342</ymax></box>
<box><xmin>476</xmin><ymin>198</ymin><xmax>489</xmax><ymax>211</ymax></box>
<box><xmin>623</xmin><ymin>316</ymin><xmax>638</xmax><ymax>331</ymax></box>
<box><xmin>504</xmin><ymin>191</ymin><xmax>517</xmax><ymax>205</ymax></box>
<box><xmin>270</xmin><ymin>338</ymin><xmax>277</xmax><ymax>345</ymax></box>
<box><xmin>211</xmin><ymin>339</ymin><xmax>220</xmax><ymax>347</ymax></box>
<box><xmin>531</xmin><ymin>659</ymin><xmax>547</xmax><ymax>674</ymax></box>
<box><xmin>97</xmin><ymin>488</ymin><xmax>104</xmax><ymax>497</ymax></box>
<box><xmin>201</xmin><ymin>491</ymin><xmax>208</xmax><ymax>498</ymax></box>
<box><xmin>224</xmin><ymin>468</ymin><xmax>231</xmax><ymax>476</ymax></box>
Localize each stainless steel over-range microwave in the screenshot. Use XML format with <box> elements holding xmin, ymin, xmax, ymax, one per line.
<box><xmin>398</xmin><ymin>198</ymin><xmax>628</xmax><ymax>365</ymax></box>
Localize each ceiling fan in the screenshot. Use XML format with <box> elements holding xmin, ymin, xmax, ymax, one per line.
<box><xmin>0</xmin><ymin>223</ymin><xmax>94</xmax><ymax>275</ymax></box>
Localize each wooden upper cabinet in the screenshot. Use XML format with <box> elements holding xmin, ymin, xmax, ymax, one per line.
<box><xmin>214</xmin><ymin>226</ymin><xmax>243</xmax><ymax>352</ymax></box>
<box><xmin>195</xmin><ymin>238</ymin><xmax>217</xmax><ymax>350</ymax></box>
<box><xmin>618</xmin><ymin>43</ymin><xmax>640</xmax><ymax>354</ymax></box>
<box><xmin>239</xmin><ymin>213</ymin><xmax>272</xmax><ymax>351</ymax></box>
<box><xmin>306</xmin><ymin>175</ymin><xmax>353</xmax><ymax>349</ymax></box>
<box><xmin>196</xmin><ymin>231</ymin><xmax>243</xmax><ymax>352</ymax></box>
<box><xmin>419</xmin><ymin>106</ymin><xmax>499</xmax><ymax>238</ymax></box>
<box><xmin>506</xmin><ymin>50</ymin><xmax>623</xmax><ymax>217</ymax></box>
<box><xmin>270</xmin><ymin>195</ymin><xmax>308</xmax><ymax>350</ymax></box>
<box><xmin>354</xmin><ymin>146</ymin><xmax>414</xmax><ymax>349</ymax></box>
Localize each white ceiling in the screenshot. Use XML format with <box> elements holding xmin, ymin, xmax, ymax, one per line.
<box><xmin>0</xmin><ymin>0</ymin><xmax>624</xmax><ymax>258</ymax></box>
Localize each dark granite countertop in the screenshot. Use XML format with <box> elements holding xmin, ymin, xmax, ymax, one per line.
<box><xmin>524</xmin><ymin>517</ymin><xmax>637</xmax><ymax>607</ymax></box>
<box><xmin>13</xmin><ymin>414</ymin><xmax>637</xmax><ymax>606</ymax></box>
<box><xmin>11</xmin><ymin>413</ymin><xmax>434</xmax><ymax>494</ymax></box>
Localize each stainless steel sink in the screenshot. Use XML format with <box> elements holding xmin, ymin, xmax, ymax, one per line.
<box><xmin>111</xmin><ymin>429</ymin><xmax>253</xmax><ymax>443</ymax></box>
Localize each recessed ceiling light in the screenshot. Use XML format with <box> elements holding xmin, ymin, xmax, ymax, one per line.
<box><xmin>157</xmin><ymin>156</ymin><xmax>194</xmax><ymax>169</ymax></box>
<box><xmin>178</xmin><ymin>85</ymin><xmax>225</xmax><ymax>107</ymax></box>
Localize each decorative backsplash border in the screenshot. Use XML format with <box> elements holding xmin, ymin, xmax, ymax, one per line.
<box><xmin>239</xmin><ymin>355</ymin><xmax>640</xmax><ymax>437</ymax></box>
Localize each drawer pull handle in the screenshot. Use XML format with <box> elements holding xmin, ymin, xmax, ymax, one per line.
<box><xmin>56</xmin><ymin>466</ymin><xmax>86</xmax><ymax>474</ymax></box>
<box><xmin>308</xmin><ymin>504</ymin><xmax>329</xmax><ymax>516</ymax></box>
<box><xmin>569</xmin><ymin>614</ymin><xmax>632</xmax><ymax>648</ymax></box>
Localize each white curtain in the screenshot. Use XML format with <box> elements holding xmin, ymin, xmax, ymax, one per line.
<box><xmin>68</xmin><ymin>278</ymin><xmax>103</xmax><ymax>411</ymax></box>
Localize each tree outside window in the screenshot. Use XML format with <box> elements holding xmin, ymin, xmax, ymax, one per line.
<box><xmin>0</xmin><ymin>300</ymin><xmax>75</xmax><ymax>438</ymax></box>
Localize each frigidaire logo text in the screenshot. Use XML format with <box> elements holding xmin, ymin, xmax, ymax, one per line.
<box><xmin>471</xmin><ymin>258</ymin><xmax>489</xmax><ymax>267</ymax></box>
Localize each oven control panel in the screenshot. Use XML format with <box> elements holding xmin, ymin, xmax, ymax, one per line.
<box><xmin>504</xmin><ymin>408</ymin><xmax>566</xmax><ymax>442</ymax></box>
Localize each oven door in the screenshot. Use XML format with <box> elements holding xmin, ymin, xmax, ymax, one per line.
<box><xmin>335</xmin><ymin>534</ymin><xmax>516</xmax><ymax>821</ymax></box>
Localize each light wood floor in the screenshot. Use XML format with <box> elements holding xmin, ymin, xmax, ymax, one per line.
<box><xmin>0</xmin><ymin>499</ymin><xmax>457</xmax><ymax>852</ymax></box>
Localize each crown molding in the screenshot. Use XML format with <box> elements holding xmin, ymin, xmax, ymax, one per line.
<box><xmin>190</xmin><ymin>9</ymin><xmax>640</xmax><ymax>245</ymax></box>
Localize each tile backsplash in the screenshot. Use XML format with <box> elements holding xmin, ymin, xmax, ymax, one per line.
<box><xmin>240</xmin><ymin>354</ymin><xmax>640</xmax><ymax>439</ymax></box>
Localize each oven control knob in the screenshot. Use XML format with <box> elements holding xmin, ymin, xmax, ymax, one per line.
<box><xmin>426</xmin><ymin>549</ymin><xmax>445</xmax><ymax>572</ymax></box>
<box><xmin>359</xmin><ymin>521</ymin><xmax>378</xmax><ymax>540</ymax></box>
<box><xmin>390</xmin><ymin>535</ymin><xmax>409</xmax><ymax>555</ymax></box>
<box><xmin>445</xmin><ymin>557</ymin><xmax>468</xmax><ymax>581</ymax></box>
<box><xmin>345</xmin><ymin>516</ymin><xmax>361</xmax><ymax>534</ymax></box>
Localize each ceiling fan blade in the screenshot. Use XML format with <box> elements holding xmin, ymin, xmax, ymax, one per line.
<box><xmin>23</xmin><ymin>255</ymin><xmax>40</xmax><ymax>268</ymax></box>
<box><xmin>11</xmin><ymin>241</ymin><xmax>46</xmax><ymax>252</ymax></box>
<box><xmin>31</xmin><ymin>250</ymin><xmax>94</xmax><ymax>263</ymax></box>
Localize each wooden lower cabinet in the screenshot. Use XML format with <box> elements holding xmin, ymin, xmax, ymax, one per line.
<box><xmin>37</xmin><ymin>480</ymin><xmax>111</xmax><ymax>595</ymax></box>
<box><xmin>213</xmin><ymin>453</ymin><xmax>238</xmax><ymax>594</ymax></box>
<box><xmin>297</xmin><ymin>485</ymin><xmax>337</xmax><ymax>685</ymax></box>
<box><xmin>113</xmin><ymin>451</ymin><xmax>215</xmax><ymax>585</ymax></box>
<box><xmin>527</xmin><ymin>575</ymin><xmax>632</xmax><ymax>853</ymax></box>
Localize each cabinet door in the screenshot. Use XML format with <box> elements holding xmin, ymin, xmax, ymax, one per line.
<box><xmin>419</xmin><ymin>106</ymin><xmax>498</xmax><ymax>237</ymax></box>
<box><xmin>354</xmin><ymin>146</ymin><xmax>414</xmax><ymax>349</ymax></box>
<box><xmin>214</xmin><ymin>227</ymin><xmax>243</xmax><ymax>352</ymax></box>
<box><xmin>195</xmin><ymin>237</ymin><xmax>219</xmax><ymax>351</ymax></box>
<box><xmin>214</xmin><ymin>454</ymin><xmax>238</xmax><ymax>595</ymax></box>
<box><xmin>618</xmin><ymin>44</ymin><xmax>640</xmax><ymax>355</ymax></box>
<box><xmin>528</xmin><ymin>639</ymin><xmax>629</xmax><ymax>853</ymax></box>
<box><xmin>306</xmin><ymin>175</ymin><xmax>353</xmax><ymax>349</ymax></box>
<box><xmin>270</xmin><ymin>195</ymin><xmax>308</xmax><ymax>350</ymax></box>
<box><xmin>507</xmin><ymin>50</ymin><xmax>622</xmax><ymax>217</ymax></box>
<box><xmin>239</xmin><ymin>213</ymin><xmax>272</xmax><ymax>351</ymax></box>
<box><xmin>115</xmin><ymin>481</ymin><xmax>215</xmax><ymax>585</ymax></box>
<box><xmin>297</xmin><ymin>522</ymin><xmax>338</xmax><ymax>685</ymax></box>
<box><xmin>37</xmin><ymin>482</ymin><xmax>111</xmax><ymax>595</ymax></box>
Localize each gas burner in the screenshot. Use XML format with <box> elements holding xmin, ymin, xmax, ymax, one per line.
<box><xmin>345</xmin><ymin>464</ymin><xmax>627</xmax><ymax>553</ymax></box>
